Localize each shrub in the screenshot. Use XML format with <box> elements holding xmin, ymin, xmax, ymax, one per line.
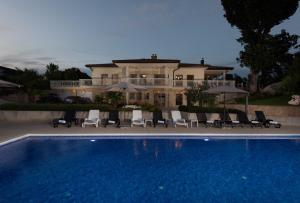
<box><xmin>140</xmin><ymin>103</ymin><xmax>160</xmax><ymax>112</ymax></box>
<box><xmin>0</xmin><ymin>103</ymin><xmax>113</xmax><ymax>111</ymax></box>
<box><xmin>178</xmin><ymin>105</ymin><xmax>243</xmax><ymax>114</ymax></box>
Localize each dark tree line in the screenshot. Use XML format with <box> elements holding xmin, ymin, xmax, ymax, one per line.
<box><xmin>221</xmin><ymin>0</ymin><xmax>299</xmax><ymax>94</ymax></box>
<box><xmin>7</xmin><ymin>63</ymin><xmax>90</xmax><ymax>101</ymax></box>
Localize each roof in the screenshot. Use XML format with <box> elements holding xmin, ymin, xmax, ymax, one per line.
<box><xmin>179</xmin><ymin>63</ymin><xmax>205</xmax><ymax>68</ymax></box>
<box><xmin>112</xmin><ymin>58</ymin><xmax>180</xmax><ymax>63</ymax></box>
<box><xmin>0</xmin><ymin>79</ymin><xmax>21</xmax><ymax>88</ymax></box>
<box><xmin>0</xmin><ymin>66</ymin><xmax>17</xmax><ymax>72</ymax></box>
<box><xmin>85</xmin><ymin>63</ymin><xmax>118</xmax><ymax>68</ymax></box>
<box><xmin>206</xmin><ymin>65</ymin><xmax>234</xmax><ymax>70</ymax></box>
<box><xmin>203</xmin><ymin>85</ymin><xmax>248</xmax><ymax>94</ymax></box>
<box><xmin>85</xmin><ymin>59</ymin><xmax>234</xmax><ymax>71</ymax></box>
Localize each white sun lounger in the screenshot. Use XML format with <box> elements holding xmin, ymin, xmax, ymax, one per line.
<box><xmin>171</xmin><ymin>110</ymin><xmax>188</xmax><ymax>128</ymax></box>
<box><xmin>131</xmin><ymin>110</ymin><xmax>146</xmax><ymax>127</ymax></box>
<box><xmin>82</xmin><ymin>110</ymin><xmax>100</xmax><ymax>128</ymax></box>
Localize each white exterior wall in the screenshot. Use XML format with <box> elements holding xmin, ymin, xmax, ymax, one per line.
<box><xmin>175</xmin><ymin>68</ymin><xmax>205</xmax><ymax>79</ymax></box>
<box><xmin>91</xmin><ymin>67</ymin><xmax>122</xmax><ymax>78</ymax></box>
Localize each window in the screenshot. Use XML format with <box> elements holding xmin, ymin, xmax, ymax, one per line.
<box><xmin>101</xmin><ymin>74</ymin><xmax>108</xmax><ymax>85</ymax></box>
<box><xmin>140</xmin><ymin>74</ymin><xmax>147</xmax><ymax>85</ymax></box>
<box><xmin>112</xmin><ymin>74</ymin><xmax>119</xmax><ymax>84</ymax></box>
<box><xmin>175</xmin><ymin>75</ymin><xmax>183</xmax><ymax>87</ymax></box>
<box><xmin>130</xmin><ymin>74</ymin><xmax>137</xmax><ymax>84</ymax></box>
<box><xmin>144</xmin><ymin>93</ymin><xmax>150</xmax><ymax>100</ymax></box>
<box><xmin>129</xmin><ymin>93</ymin><xmax>135</xmax><ymax>100</ymax></box>
<box><xmin>136</xmin><ymin>92</ymin><xmax>142</xmax><ymax>100</ymax></box>
<box><xmin>176</xmin><ymin>94</ymin><xmax>183</xmax><ymax>106</ymax></box>
<box><xmin>154</xmin><ymin>93</ymin><xmax>166</xmax><ymax>106</ymax></box>
<box><xmin>187</xmin><ymin>75</ymin><xmax>194</xmax><ymax>87</ymax></box>
<box><xmin>154</xmin><ymin>74</ymin><xmax>166</xmax><ymax>85</ymax></box>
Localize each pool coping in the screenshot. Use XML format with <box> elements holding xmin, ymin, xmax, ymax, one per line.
<box><xmin>1</xmin><ymin>133</ymin><xmax>300</xmax><ymax>146</ymax></box>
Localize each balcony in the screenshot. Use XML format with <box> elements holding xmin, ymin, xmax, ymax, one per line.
<box><xmin>50</xmin><ymin>78</ymin><xmax>235</xmax><ymax>89</ymax></box>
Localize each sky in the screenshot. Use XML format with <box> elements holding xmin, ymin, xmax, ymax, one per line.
<box><xmin>0</xmin><ymin>0</ymin><xmax>300</xmax><ymax>76</ymax></box>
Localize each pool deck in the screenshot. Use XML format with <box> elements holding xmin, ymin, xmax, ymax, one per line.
<box><xmin>1</xmin><ymin>121</ymin><xmax>300</xmax><ymax>143</ymax></box>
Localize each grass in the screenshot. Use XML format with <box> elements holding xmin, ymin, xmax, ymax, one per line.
<box><xmin>236</xmin><ymin>95</ymin><xmax>291</xmax><ymax>106</ymax></box>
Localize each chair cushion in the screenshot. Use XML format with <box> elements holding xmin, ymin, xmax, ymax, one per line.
<box><xmin>58</xmin><ymin>120</ymin><xmax>66</xmax><ymax>124</ymax></box>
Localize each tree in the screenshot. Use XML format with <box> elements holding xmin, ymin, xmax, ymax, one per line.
<box><xmin>105</xmin><ymin>91</ymin><xmax>123</xmax><ymax>108</ymax></box>
<box><xmin>63</xmin><ymin>67</ymin><xmax>91</xmax><ymax>80</ymax></box>
<box><xmin>45</xmin><ymin>63</ymin><xmax>63</xmax><ymax>80</ymax></box>
<box><xmin>239</xmin><ymin>30</ymin><xmax>298</xmax><ymax>89</ymax></box>
<box><xmin>282</xmin><ymin>51</ymin><xmax>300</xmax><ymax>94</ymax></box>
<box><xmin>184</xmin><ymin>82</ymin><xmax>214</xmax><ymax>107</ymax></box>
<box><xmin>221</xmin><ymin>0</ymin><xmax>299</xmax><ymax>93</ymax></box>
<box><xmin>8</xmin><ymin>68</ymin><xmax>47</xmax><ymax>102</ymax></box>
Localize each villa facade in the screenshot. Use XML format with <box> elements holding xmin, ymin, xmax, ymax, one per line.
<box><xmin>50</xmin><ymin>55</ymin><xmax>234</xmax><ymax>108</ymax></box>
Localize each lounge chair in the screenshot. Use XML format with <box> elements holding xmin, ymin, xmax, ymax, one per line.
<box><xmin>171</xmin><ymin>110</ymin><xmax>188</xmax><ymax>128</ymax></box>
<box><xmin>152</xmin><ymin>111</ymin><xmax>168</xmax><ymax>127</ymax></box>
<box><xmin>103</xmin><ymin>110</ymin><xmax>120</xmax><ymax>128</ymax></box>
<box><xmin>219</xmin><ymin>111</ymin><xmax>233</xmax><ymax>127</ymax></box>
<box><xmin>206</xmin><ymin>113</ymin><xmax>222</xmax><ymax>128</ymax></box>
<box><xmin>196</xmin><ymin>112</ymin><xmax>208</xmax><ymax>126</ymax></box>
<box><xmin>188</xmin><ymin>113</ymin><xmax>199</xmax><ymax>127</ymax></box>
<box><xmin>229</xmin><ymin>113</ymin><xmax>241</xmax><ymax>127</ymax></box>
<box><xmin>237</xmin><ymin>112</ymin><xmax>262</xmax><ymax>128</ymax></box>
<box><xmin>52</xmin><ymin>110</ymin><xmax>76</xmax><ymax>128</ymax></box>
<box><xmin>219</xmin><ymin>112</ymin><xmax>240</xmax><ymax>127</ymax></box>
<box><xmin>82</xmin><ymin>110</ymin><xmax>100</xmax><ymax>128</ymax></box>
<box><xmin>255</xmin><ymin>111</ymin><xmax>281</xmax><ymax>128</ymax></box>
<box><xmin>131</xmin><ymin>110</ymin><xmax>146</xmax><ymax>127</ymax></box>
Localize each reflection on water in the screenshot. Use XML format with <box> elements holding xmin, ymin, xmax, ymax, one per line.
<box><xmin>131</xmin><ymin>139</ymin><xmax>184</xmax><ymax>158</ymax></box>
<box><xmin>143</xmin><ymin>140</ymin><xmax>147</xmax><ymax>151</ymax></box>
<box><xmin>154</xmin><ymin>145</ymin><xmax>159</xmax><ymax>158</ymax></box>
<box><xmin>174</xmin><ymin>140</ymin><xmax>183</xmax><ymax>150</ymax></box>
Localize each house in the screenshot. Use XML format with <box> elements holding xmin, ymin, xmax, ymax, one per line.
<box><xmin>50</xmin><ymin>55</ymin><xmax>234</xmax><ymax>108</ymax></box>
<box><xmin>0</xmin><ymin>66</ymin><xmax>17</xmax><ymax>81</ymax></box>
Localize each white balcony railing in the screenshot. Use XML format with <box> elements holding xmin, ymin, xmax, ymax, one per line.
<box><xmin>50</xmin><ymin>78</ymin><xmax>235</xmax><ymax>89</ymax></box>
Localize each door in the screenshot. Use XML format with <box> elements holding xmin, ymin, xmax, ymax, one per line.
<box><xmin>154</xmin><ymin>93</ymin><xmax>166</xmax><ymax>107</ymax></box>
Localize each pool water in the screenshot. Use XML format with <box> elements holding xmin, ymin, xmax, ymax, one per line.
<box><xmin>1</xmin><ymin>137</ymin><xmax>300</xmax><ymax>202</ymax></box>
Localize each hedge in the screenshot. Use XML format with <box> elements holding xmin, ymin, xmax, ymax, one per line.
<box><xmin>178</xmin><ymin>105</ymin><xmax>243</xmax><ymax>113</ymax></box>
<box><xmin>0</xmin><ymin>104</ymin><xmax>116</xmax><ymax>111</ymax></box>
<box><xmin>0</xmin><ymin>103</ymin><xmax>159</xmax><ymax>112</ymax></box>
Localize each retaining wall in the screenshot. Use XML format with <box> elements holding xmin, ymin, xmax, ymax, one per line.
<box><xmin>1</xmin><ymin>106</ymin><xmax>300</xmax><ymax>127</ymax></box>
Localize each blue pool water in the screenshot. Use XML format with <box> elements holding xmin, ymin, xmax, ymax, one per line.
<box><xmin>1</xmin><ymin>137</ymin><xmax>300</xmax><ymax>202</ymax></box>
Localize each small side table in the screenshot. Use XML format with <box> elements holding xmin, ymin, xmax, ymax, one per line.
<box><xmin>190</xmin><ymin>119</ymin><xmax>199</xmax><ymax>128</ymax></box>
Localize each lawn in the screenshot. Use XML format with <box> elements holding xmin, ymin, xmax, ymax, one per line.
<box><xmin>236</xmin><ymin>95</ymin><xmax>291</xmax><ymax>106</ymax></box>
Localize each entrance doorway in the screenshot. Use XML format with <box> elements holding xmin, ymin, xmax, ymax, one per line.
<box><xmin>154</xmin><ymin>93</ymin><xmax>166</xmax><ymax>107</ymax></box>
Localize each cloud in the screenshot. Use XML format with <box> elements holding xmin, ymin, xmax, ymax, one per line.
<box><xmin>0</xmin><ymin>50</ymin><xmax>58</xmax><ymax>73</ymax></box>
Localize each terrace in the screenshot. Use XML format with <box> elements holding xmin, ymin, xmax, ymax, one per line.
<box><xmin>50</xmin><ymin>78</ymin><xmax>236</xmax><ymax>89</ymax></box>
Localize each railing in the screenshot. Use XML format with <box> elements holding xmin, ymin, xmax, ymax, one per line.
<box><xmin>50</xmin><ymin>78</ymin><xmax>235</xmax><ymax>89</ymax></box>
<box><xmin>50</xmin><ymin>80</ymin><xmax>80</xmax><ymax>88</ymax></box>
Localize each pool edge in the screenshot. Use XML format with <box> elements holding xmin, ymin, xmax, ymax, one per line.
<box><xmin>1</xmin><ymin>133</ymin><xmax>300</xmax><ymax>146</ymax></box>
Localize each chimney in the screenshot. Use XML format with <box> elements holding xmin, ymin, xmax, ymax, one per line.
<box><xmin>151</xmin><ymin>54</ymin><xmax>158</xmax><ymax>60</ymax></box>
<box><xmin>200</xmin><ymin>58</ymin><xmax>205</xmax><ymax>65</ymax></box>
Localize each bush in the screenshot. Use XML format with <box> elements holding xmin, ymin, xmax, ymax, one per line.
<box><xmin>178</xmin><ymin>105</ymin><xmax>243</xmax><ymax>113</ymax></box>
<box><xmin>140</xmin><ymin>103</ymin><xmax>160</xmax><ymax>112</ymax></box>
<box><xmin>0</xmin><ymin>103</ymin><xmax>113</xmax><ymax>111</ymax></box>
<box><xmin>0</xmin><ymin>103</ymin><xmax>161</xmax><ymax>112</ymax></box>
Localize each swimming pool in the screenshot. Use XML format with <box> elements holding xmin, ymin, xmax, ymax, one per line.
<box><xmin>1</xmin><ymin>136</ymin><xmax>300</xmax><ymax>202</ymax></box>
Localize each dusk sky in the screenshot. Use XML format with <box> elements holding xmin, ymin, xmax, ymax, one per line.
<box><xmin>0</xmin><ymin>0</ymin><xmax>300</xmax><ymax>76</ymax></box>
